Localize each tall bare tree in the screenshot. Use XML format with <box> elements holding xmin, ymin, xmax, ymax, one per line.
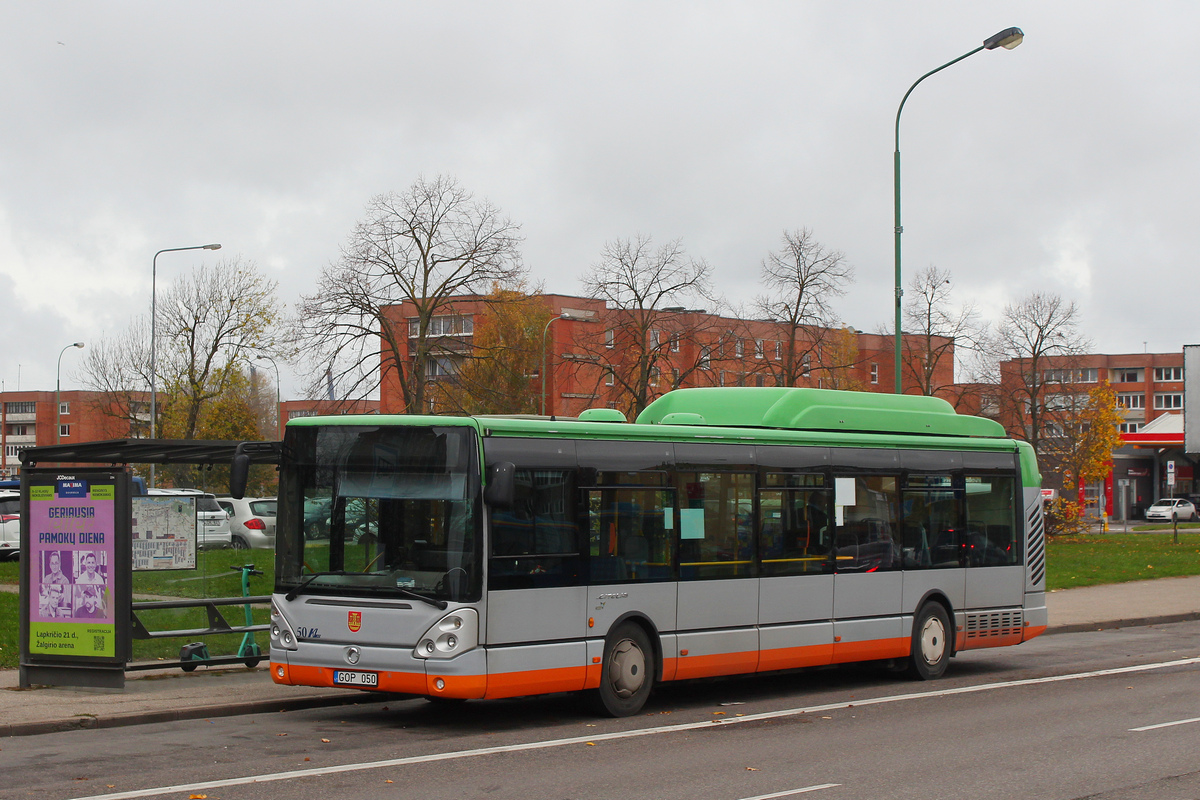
<box><xmin>157</xmin><ymin>257</ymin><xmax>280</xmax><ymax>439</ymax></box>
<box><xmin>78</xmin><ymin>316</ymin><xmax>154</xmax><ymax>438</ymax></box>
<box><xmin>751</xmin><ymin>228</ymin><xmax>853</xmax><ymax>387</ymax></box>
<box><xmin>989</xmin><ymin>291</ymin><xmax>1091</xmax><ymax>458</ymax></box>
<box><xmin>576</xmin><ymin>235</ymin><xmax>714</xmax><ymax>417</ymax></box>
<box><xmin>295</xmin><ymin>175</ymin><xmax>523</xmax><ymax>413</ymax></box>
<box><xmin>80</xmin><ymin>257</ymin><xmax>279</xmax><ymax>442</ymax></box>
<box><xmin>898</xmin><ymin>265</ymin><xmax>985</xmax><ymax>396</ymax></box>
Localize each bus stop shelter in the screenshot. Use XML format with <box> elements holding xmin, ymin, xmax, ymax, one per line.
<box><xmin>17</xmin><ymin>439</ymin><xmax>280</xmax><ymax>688</ymax></box>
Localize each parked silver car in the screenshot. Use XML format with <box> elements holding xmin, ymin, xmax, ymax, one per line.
<box><xmin>217</xmin><ymin>496</ymin><xmax>277</xmax><ymax>549</ymax></box>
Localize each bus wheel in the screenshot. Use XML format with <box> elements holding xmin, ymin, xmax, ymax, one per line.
<box><xmin>907</xmin><ymin>602</ymin><xmax>951</xmax><ymax>680</ymax></box>
<box><xmin>591</xmin><ymin>623</ymin><xmax>655</xmax><ymax>717</ymax></box>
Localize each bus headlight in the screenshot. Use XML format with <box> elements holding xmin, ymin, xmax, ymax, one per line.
<box><xmin>414</xmin><ymin>608</ymin><xmax>478</xmax><ymax>660</ymax></box>
<box><xmin>271</xmin><ymin>597</ymin><xmax>299</xmax><ymax>652</ymax></box>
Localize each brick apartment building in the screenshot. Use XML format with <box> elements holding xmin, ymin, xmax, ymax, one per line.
<box><xmin>1</xmin><ymin>390</ymin><xmax>148</xmax><ymax>478</ymax></box>
<box><xmin>998</xmin><ymin>351</ymin><xmax>1189</xmax><ymax>519</ymax></box>
<box><xmin>378</xmin><ymin>293</ymin><xmax>955</xmax><ymax>418</ymax></box>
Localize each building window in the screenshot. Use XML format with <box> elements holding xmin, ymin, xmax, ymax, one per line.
<box><xmin>774</xmin><ymin>341</ymin><xmax>781</xmax><ymax>361</ymax></box>
<box><xmin>1154</xmin><ymin>366</ymin><xmax>1184</xmax><ymax>382</ymax></box>
<box><xmin>754</xmin><ymin>340</ymin><xmax>765</xmax><ymax>359</ymax></box>
<box><xmin>1114</xmin><ymin>369</ymin><xmax>1142</xmax><ymax>383</ymax></box>
<box><xmin>59</xmin><ymin>424</ymin><xmax>70</xmax><ymax>438</ymax></box>
<box><xmin>1120</xmin><ymin>422</ymin><xmax>1141</xmax><ymax>434</ymax></box>
<box><xmin>605</xmin><ymin>330</ymin><xmax>614</xmax><ymax>349</ymax></box>
<box><xmin>1045</xmin><ymin>368</ymin><xmax>1098</xmax><ymax>383</ymax></box>
<box><xmin>1154</xmin><ymin>393</ymin><xmax>1183</xmax><ymax>410</ymax></box>
<box><xmin>670</xmin><ymin>334</ymin><xmax>680</xmax><ymax>353</ymax></box>
<box><xmin>870</xmin><ymin>363</ymin><xmax>879</xmax><ymax>384</ymax></box>
<box><xmin>802</xmin><ymin>355</ymin><xmax>811</xmax><ymax>378</ymax></box>
<box><xmin>59</xmin><ymin>402</ymin><xmax>70</xmax><ymax>415</ymax></box>
<box><xmin>426</xmin><ymin>356</ymin><xmax>456</xmax><ymax>378</ymax></box>
<box><xmin>4</xmin><ymin>402</ymin><xmax>36</xmax><ymax>415</ymax></box>
<box><xmin>735</xmin><ymin>339</ymin><xmax>745</xmax><ymax>358</ymax></box>
<box><xmin>650</xmin><ymin>367</ymin><xmax>660</xmax><ymax>386</ymax></box>
<box><xmin>5</xmin><ymin>444</ymin><xmax>32</xmax><ymax>458</ymax></box>
<box><xmin>409</xmin><ymin>315</ymin><xmax>473</xmax><ymax>337</ymax></box>
<box><xmin>650</xmin><ymin>329</ymin><xmax>660</xmax><ymax>348</ymax></box>
<box><xmin>698</xmin><ymin>346</ymin><xmax>711</xmax><ymax>370</ymax></box>
<box><xmin>1116</xmin><ymin>393</ymin><xmax>1145</xmax><ymax>410</ymax></box>
<box><xmin>8</xmin><ymin>424</ymin><xmax>28</xmax><ymax>436</ymax></box>
<box><xmin>671</xmin><ymin>368</ymin><xmax>680</xmax><ymax>385</ymax></box>
<box><xmin>605</xmin><ymin>369</ymin><xmax>614</xmax><ymax>386</ymax></box>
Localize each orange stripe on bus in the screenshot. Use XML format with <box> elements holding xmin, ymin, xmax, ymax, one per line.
<box><xmin>1022</xmin><ymin>625</ymin><xmax>1047</xmax><ymax>642</ymax></box>
<box><xmin>959</xmin><ymin>632</ymin><xmax>1024</xmax><ymax>650</ymax></box>
<box><xmin>757</xmin><ymin>643</ymin><xmax>835</xmax><ymax>672</ymax></box>
<box><xmin>427</xmin><ymin>672</ymin><xmax>487</xmax><ymax>699</ymax></box>
<box><xmin>483</xmin><ymin>665</ymin><xmax>587</xmax><ymax>699</ymax></box>
<box><xmin>829</xmin><ymin>637</ymin><xmax>910</xmax><ymax>664</ymax></box>
<box><xmin>672</xmin><ymin>650</ymin><xmax>759</xmax><ymax>680</ymax></box>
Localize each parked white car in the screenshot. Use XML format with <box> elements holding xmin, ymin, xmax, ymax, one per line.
<box><xmin>1144</xmin><ymin>497</ymin><xmax>1197</xmax><ymax>522</ymax></box>
<box><xmin>0</xmin><ymin>490</ymin><xmax>20</xmax><ymax>560</ymax></box>
<box><xmin>216</xmin><ymin>496</ymin><xmax>277</xmax><ymax>550</ymax></box>
<box><xmin>146</xmin><ymin>489</ymin><xmax>232</xmax><ymax>548</ymax></box>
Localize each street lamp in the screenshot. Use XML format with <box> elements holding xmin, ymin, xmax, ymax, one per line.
<box><xmin>56</xmin><ymin>342</ymin><xmax>85</xmax><ymax>444</ymax></box>
<box><xmin>892</xmin><ymin>27</ymin><xmax>1023</xmax><ymax>394</ymax></box>
<box><xmin>256</xmin><ymin>354</ymin><xmax>282</xmax><ymax>440</ymax></box>
<box><xmin>541</xmin><ymin>309</ymin><xmax>597</xmax><ymax>415</ymax></box>
<box><xmin>150</xmin><ymin>243</ymin><xmax>221</xmax><ymax>487</ymax></box>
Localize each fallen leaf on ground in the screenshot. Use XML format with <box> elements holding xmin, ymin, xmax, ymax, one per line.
<box><xmin>321</xmin><ymin>738</ymin><xmax>331</xmax><ymax>743</ymax></box>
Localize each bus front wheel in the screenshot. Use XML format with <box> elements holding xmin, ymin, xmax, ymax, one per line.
<box><xmin>907</xmin><ymin>602</ymin><xmax>951</xmax><ymax>680</ymax></box>
<box><xmin>590</xmin><ymin>622</ymin><xmax>655</xmax><ymax>717</ymax></box>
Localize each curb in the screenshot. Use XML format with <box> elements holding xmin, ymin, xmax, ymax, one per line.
<box><xmin>0</xmin><ymin>691</ymin><xmax>410</xmax><ymax>738</ymax></box>
<box><xmin>1043</xmin><ymin>612</ymin><xmax>1200</xmax><ymax>637</ymax></box>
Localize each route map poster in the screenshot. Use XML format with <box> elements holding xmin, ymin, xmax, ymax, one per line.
<box><xmin>131</xmin><ymin>496</ymin><xmax>197</xmax><ymax>570</ymax></box>
<box><xmin>27</xmin><ymin>476</ymin><xmax>118</xmax><ymax>657</ymax></box>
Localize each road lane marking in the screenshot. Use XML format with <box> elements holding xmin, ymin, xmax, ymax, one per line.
<box><xmin>70</xmin><ymin>656</ymin><xmax>1200</xmax><ymax>800</ymax></box>
<box><xmin>1130</xmin><ymin>716</ymin><xmax>1200</xmax><ymax>732</ymax></box>
<box><xmin>739</xmin><ymin>785</ymin><xmax>842</xmax><ymax>799</ymax></box>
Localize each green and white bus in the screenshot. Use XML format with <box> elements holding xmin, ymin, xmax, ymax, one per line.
<box><xmin>265</xmin><ymin>387</ymin><xmax>1046</xmax><ymax>716</ymax></box>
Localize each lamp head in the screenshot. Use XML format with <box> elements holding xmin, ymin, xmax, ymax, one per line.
<box><xmin>73</xmin><ymin>342</ymin><xmax>85</xmax><ymax>349</ymax></box>
<box><xmin>984</xmin><ymin>27</ymin><xmax>1023</xmax><ymax>50</ymax></box>
<box><xmin>203</xmin><ymin>243</ymin><xmax>222</xmax><ymax>250</ymax></box>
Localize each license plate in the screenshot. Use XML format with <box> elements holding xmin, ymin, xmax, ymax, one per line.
<box><xmin>333</xmin><ymin>670</ymin><xmax>378</xmax><ymax>687</ymax></box>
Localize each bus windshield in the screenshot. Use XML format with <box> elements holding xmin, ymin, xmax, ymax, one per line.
<box><xmin>276</xmin><ymin>423</ymin><xmax>481</xmax><ymax>602</ymax></box>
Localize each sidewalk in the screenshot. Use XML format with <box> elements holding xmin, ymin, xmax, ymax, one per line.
<box><xmin>4</xmin><ymin>576</ymin><xmax>1200</xmax><ymax>737</ymax></box>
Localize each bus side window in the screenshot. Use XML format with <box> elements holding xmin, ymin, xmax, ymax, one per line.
<box><xmin>586</xmin><ymin>488</ymin><xmax>675</xmax><ymax>583</ymax></box>
<box><xmin>965</xmin><ymin>474</ymin><xmax>1019</xmax><ymax>567</ymax></box>
<box><xmin>488</xmin><ymin>468</ymin><xmax>581</xmax><ymax>589</ymax></box>
<box><xmin>758</xmin><ymin>487</ymin><xmax>833</xmax><ymax>576</ymax></box>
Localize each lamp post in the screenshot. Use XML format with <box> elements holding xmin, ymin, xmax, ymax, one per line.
<box><xmin>256</xmin><ymin>354</ymin><xmax>282</xmax><ymax>439</ymax></box>
<box><xmin>541</xmin><ymin>309</ymin><xmax>596</xmax><ymax>415</ymax></box>
<box><xmin>56</xmin><ymin>342</ymin><xmax>85</xmax><ymax>444</ymax></box>
<box><xmin>893</xmin><ymin>27</ymin><xmax>1023</xmax><ymax>394</ymax></box>
<box><xmin>150</xmin><ymin>243</ymin><xmax>221</xmax><ymax>487</ymax></box>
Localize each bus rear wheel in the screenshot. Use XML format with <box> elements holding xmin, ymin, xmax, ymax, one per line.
<box><xmin>907</xmin><ymin>602</ymin><xmax>951</xmax><ymax>680</ymax></box>
<box><xmin>590</xmin><ymin>622</ymin><xmax>655</xmax><ymax>717</ymax></box>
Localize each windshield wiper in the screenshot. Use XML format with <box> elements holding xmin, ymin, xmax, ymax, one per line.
<box><xmin>394</xmin><ymin>586</ymin><xmax>448</xmax><ymax>610</ymax></box>
<box><xmin>284</xmin><ymin>570</ymin><xmax>353</xmax><ymax>601</ymax></box>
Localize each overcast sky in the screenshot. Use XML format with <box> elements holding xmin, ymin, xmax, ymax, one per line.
<box><xmin>3</xmin><ymin>2</ymin><xmax>1196</xmax><ymax>399</ymax></box>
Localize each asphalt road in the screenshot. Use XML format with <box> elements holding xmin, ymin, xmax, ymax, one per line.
<box><xmin>5</xmin><ymin>621</ymin><xmax>1200</xmax><ymax>800</ymax></box>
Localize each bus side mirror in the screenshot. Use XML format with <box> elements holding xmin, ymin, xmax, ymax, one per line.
<box><xmin>484</xmin><ymin>461</ymin><xmax>516</xmax><ymax>509</ymax></box>
<box><xmin>230</xmin><ymin>453</ymin><xmax>251</xmax><ymax>500</ymax></box>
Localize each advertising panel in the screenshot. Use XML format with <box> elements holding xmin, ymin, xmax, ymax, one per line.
<box><xmin>22</xmin><ymin>470</ymin><xmax>129</xmax><ymax>666</ymax></box>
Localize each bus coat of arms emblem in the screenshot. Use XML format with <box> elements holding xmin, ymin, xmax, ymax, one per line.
<box><xmin>347</xmin><ymin>611</ymin><xmax>362</xmax><ymax>632</ymax></box>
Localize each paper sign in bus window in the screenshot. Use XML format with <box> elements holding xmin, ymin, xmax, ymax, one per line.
<box><xmin>680</xmin><ymin>508</ymin><xmax>705</xmax><ymax>540</ymax></box>
<box><xmin>663</xmin><ymin>508</ymin><xmax>674</xmax><ymax>530</ymax></box>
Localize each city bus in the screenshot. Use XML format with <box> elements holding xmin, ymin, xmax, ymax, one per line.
<box><xmin>260</xmin><ymin>387</ymin><xmax>1046</xmax><ymax>716</ymax></box>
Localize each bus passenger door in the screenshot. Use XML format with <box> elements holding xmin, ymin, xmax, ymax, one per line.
<box><xmin>831</xmin><ymin>475</ymin><xmax>906</xmax><ymax>662</ymax></box>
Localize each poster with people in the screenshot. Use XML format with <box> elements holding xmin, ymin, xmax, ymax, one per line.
<box><xmin>27</xmin><ymin>477</ymin><xmax>117</xmax><ymax>658</ymax></box>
